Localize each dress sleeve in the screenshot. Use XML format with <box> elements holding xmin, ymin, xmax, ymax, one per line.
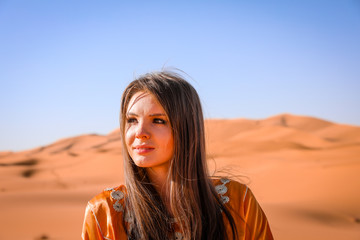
<box><xmin>81</xmin><ymin>202</ymin><xmax>105</xmax><ymax>240</ymax></box>
<box><xmin>243</xmin><ymin>187</ymin><xmax>274</xmax><ymax>240</ymax></box>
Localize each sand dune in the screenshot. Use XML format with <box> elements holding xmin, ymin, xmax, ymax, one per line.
<box><xmin>0</xmin><ymin>114</ymin><xmax>359</xmax><ymax>240</ymax></box>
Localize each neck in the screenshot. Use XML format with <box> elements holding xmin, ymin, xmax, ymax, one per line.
<box><xmin>146</xmin><ymin>164</ymin><xmax>171</xmax><ymax>212</ymax></box>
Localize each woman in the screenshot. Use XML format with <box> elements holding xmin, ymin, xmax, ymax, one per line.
<box><xmin>82</xmin><ymin>70</ymin><xmax>274</xmax><ymax>240</ymax></box>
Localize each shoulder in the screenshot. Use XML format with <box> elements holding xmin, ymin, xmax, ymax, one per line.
<box><xmin>212</xmin><ymin>178</ymin><xmax>256</xmax><ymax>213</ymax></box>
<box><xmin>212</xmin><ymin>178</ymin><xmax>249</xmax><ymax>202</ymax></box>
<box><xmin>82</xmin><ymin>185</ymin><xmax>129</xmax><ymax>239</ymax></box>
<box><xmin>87</xmin><ymin>184</ymin><xmax>127</xmax><ymax>214</ymax></box>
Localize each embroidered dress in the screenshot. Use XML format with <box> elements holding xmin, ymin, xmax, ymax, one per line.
<box><xmin>81</xmin><ymin>179</ymin><xmax>274</xmax><ymax>240</ymax></box>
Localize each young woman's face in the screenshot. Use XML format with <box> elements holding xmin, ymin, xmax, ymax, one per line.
<box><xmin>125</xmin><ymin>91</ymin><xmax>174</xmax><ymax>171</ymax></box>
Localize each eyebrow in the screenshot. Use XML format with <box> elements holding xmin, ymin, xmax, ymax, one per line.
<box><xmin>127</xmin><ymin>112</ymin><xmax>166</xmax><ymax>117</ymax></box>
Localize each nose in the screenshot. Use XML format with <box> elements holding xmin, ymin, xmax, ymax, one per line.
<box><xmin>135</xmin><ymin>122</ymin><xmax>150</xmax><ymax>139</ymax></box>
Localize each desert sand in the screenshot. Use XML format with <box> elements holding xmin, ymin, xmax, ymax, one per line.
<box><xmin>0</xmin><ymin>114</ymin><xmax>359</xmax><ymax>240</ymax></box>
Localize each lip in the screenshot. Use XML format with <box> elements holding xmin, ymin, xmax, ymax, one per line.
<box><xmin>133</xmin><ymin>145</ymin><xmax>155</xmax><ymax>154</ymax></box>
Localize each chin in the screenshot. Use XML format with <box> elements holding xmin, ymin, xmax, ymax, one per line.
<box><xmin>133</xmin><ymin>159</ymin><xmax>152</xmax><ymax>168</ymax></box>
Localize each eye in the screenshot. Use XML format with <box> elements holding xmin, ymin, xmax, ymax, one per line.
<box><xmin>126</xmin><ymin>117</ymin><xmax>137</xmax><ymax>124</ymax></box>
<box><xmin>153</xmin><ymin>118</ymin><xmax>166</xmax><ymax>124</ymax></box>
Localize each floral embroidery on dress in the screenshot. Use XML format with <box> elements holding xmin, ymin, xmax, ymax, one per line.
<box><xmin>220</xmin><ymin>178</ymin><xmax>230</xmax><ymax>184</ymax></box>
<box><xmin>105</xmin><ymin>187</ymin><xmax>136</xmax><ymax>231</ymax></box>
<box><xmin>216</xmin><ymin>178</ymin><xmax>230</xmax><ymax>205</ymax></box>
<box><xmin>124</xmin><ymin>209</ymin><xmax>135</xmax><ymax>231</ymax></box>
<box><xmin>220</xmin><ymin>195</ymin><xmax>230</xmax><ymax>204</ymax></box>
<box><xmin>113</xmin><ymin>200</ymin><xmax>124</xmax><ymax>212</ymax></box>
<box><xmin>174</xmin><ymin>232</ymin><xmax>183</xmax><ymax>240</ymax></box>
<box><xmin>106</xmin><ymin>187</ymin><xmax>126</xmax><ymax>213</ymax></box>
<box><xmin>215</xmin><ymin>184</ymin><xmax>228</xmax><ymax>195</ymax></box>
<box><xmin>124</xmin><ymin>210</ymin><xmax>134</xmax><ymax>223</ymax></box>
<box><xmin>111</xmin><ymin>190</ymin><xmax>124</xmax><ymax>200</ymax></box>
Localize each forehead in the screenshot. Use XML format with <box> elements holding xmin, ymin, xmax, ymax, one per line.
<box><xmin>127</xmin><ymin>91</ymin><xmax>165</xmax><ymax>113</ymax></box>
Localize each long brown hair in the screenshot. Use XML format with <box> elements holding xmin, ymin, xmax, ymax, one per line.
<box><xmin>120</xmin><ymin>70</ymin><xmax>237</xmax><ymax>239</ymax></box>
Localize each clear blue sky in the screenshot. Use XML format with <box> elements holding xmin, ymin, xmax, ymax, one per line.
<box><xmin>1</xmin><ymin>0</ymin><xmax>359</xmax><ymax>151</ymax></box>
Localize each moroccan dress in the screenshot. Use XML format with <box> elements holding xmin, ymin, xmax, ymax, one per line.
<box><xmin>82</xmin><ymin>179</ymin><xmax>274</xmax><ymax>240</ymax></box>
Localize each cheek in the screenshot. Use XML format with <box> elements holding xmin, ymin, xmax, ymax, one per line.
<box><xmin>162</xmin><ymin>132</ymin><xmax>174</xmax><ymax>153</ymax></box>
<box><xmin>125</xmin><ymin>129</ymin><xmax>134</xmax><ymax>149</ymax></box>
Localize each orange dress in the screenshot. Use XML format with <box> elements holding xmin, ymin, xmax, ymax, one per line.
<box><xmin>81</xmin><ymin>179</ymin><xmax>274</xmax><ymax>240</ymax></box>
